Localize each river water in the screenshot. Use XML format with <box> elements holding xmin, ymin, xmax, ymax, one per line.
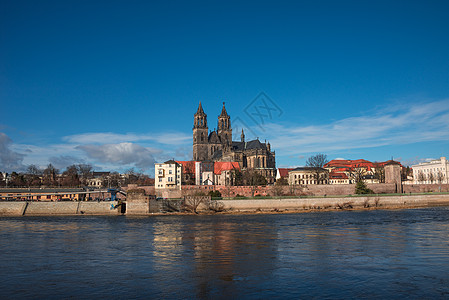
<box><xmin>1</xmin><ymin>207</ymin><xmax>449</xmax><ymax>299</ymax></box>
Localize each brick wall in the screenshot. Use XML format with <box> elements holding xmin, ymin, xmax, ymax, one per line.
<box><xmin>403</xmin><ymin>184</ymin><xmax>449</xmax><ymax>193</ymax></box>
<box><xmin>127</xmin><ymin>183</ymin><xmax>449</xmax><ymax>198</ymax></box>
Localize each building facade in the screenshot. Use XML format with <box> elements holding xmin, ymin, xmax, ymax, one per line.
<box><xmin>155</xmin><ymin>160</ymin><xmax>182</xmax><ymax>190</ymax></box>
<box><xmin>324</xmin><ymin>159</ymin><xmax>404</xmax><ymax>184</ymax></box>
<box><xmin>288</xmin><ymin>167</ymin><xmax>329</xmax><ymax>185</ymax></box>
<box><xmin>193</xmin><ymin>102</ymin><xmax>276</xmax><ymax>183</ymax></box>
<box><xmin>412</xmin><ymin>157</ymin><xmax>448</xmax><ymax>184</ymax></box>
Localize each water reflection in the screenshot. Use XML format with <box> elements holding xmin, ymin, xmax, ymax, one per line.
<box><xmin>1</xmin><ymin>208</ymin><xmax>449</xmax><ymax>298</ymax></box>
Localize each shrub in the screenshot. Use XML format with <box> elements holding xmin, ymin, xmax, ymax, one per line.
<box><xmin>355</xmin><ymin>181</ymin><xmax>374</xmax><ymax>195</ymax></box>
<box><xmin>208</xmin><ymin>190</ymin><xmax>222</xmax><ymax>198</ymax></box>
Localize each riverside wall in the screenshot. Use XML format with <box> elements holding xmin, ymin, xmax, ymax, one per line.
<box><xmin>1</xmin><ymin>194</ymin><xmax>449</xmax><ymax>216</ymax></box>
<box><xmin>136</xmin><ymin>183</ymin><xmax>449</xmax><ymax>199</ymax></box>
<box><xmin>212</xmin><ymin>194</ymin><xmax>449</xmax><ymax>212</ymax></box>
<box><xmin>0</xmin><ymin>201</ymin><xmax>121</xmax><ymax>216</ymax></box>
<box><xmin>160</xmin><ymin>183</ymin><xmax>399</xmax><ymax>198</ymax></box>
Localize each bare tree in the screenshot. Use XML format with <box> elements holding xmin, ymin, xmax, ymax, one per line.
<box><xmin>183</xmin><ymin>195</ymin><xmax>210</xmax><ymax>214</ymax></box>
<box><xmin>437</xmin><ymin>171</ymin><xmax>444</xmax><ymax>184</ymax></box>
<box><xmin>348</xmin><ymin>167</ymin><xmax>365</xmax><ymax>183</ymax></box>
<box><xmin>43</xmin><ymin>164</ymin><xmax>59</xmax><ymax>186</ymax></box>
<box><xmin>26</xmin><ymin>165</ymin><xmax>42</xmax><ymax>187</ymax></box>
<box><xmin>372</xmin><ymin>163</ymin><xmax>385</xmax><ymax>183</ymax></box>
<box><xmin>102</xmin><ymin>172</ymin><xmax>122</xmax><ymax>188</ymax></box>
<box><xmin>77</xmin><ymin>164</ymin><xmax>93</xmax><ymax>185</ymax></box>
<box><xmin>62</xmin><ymin>165</ymin><xmax>80</xmax><ymax>187</ymax></box>
<box><xmin>428</xmin><ymin>172</ymin><xmax>435</xmax><ymax>184</ymax></box>
<box><xmin>305</xmin><ymin>154</ymin><xmax>329</xmax><ymax>184</ymax></box>
<box><xmin>27</xmin><ymin>165</ymin><xmax>42</xmax><ymax>176</ymax></box>
<box><xmin>417</xmin><ymin>171</ymin><xmax>426</xmax><ymax>183</ymax></box>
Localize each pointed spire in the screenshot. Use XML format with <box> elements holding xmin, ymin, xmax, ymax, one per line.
<box><xmin>196</xmin><ymin>101</ymin><xmax>205</xmax><ymax>115</ymax></box>
<box><xmin>241</xmin><ymin>129</ymin><xmax>245</xmax><ymax>142</ymax></box>
<box><xmin>219</xmin><ymin>101</ymin><xmax>229</xmax><ymax>117</ymax></box>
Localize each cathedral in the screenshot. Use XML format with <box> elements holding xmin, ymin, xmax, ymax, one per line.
<box><xmin>193</xmin><ymin>102</ymin><xmax>276</xmax><ymax>183</ymax></box>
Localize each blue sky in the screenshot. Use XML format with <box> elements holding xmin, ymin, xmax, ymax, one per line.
<box><xmin>1</xmin><ymin>0</ymin><xmax>449</xmax><ymax>174</ymax></box>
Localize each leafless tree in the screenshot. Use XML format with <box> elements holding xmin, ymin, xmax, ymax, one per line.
<box><xmin>26</xmin><ymin>165</ymin><xmax>42</xmax><ymax>187</ymax></box>
<box><xmin>305</xmin><ymin>154</ymin><xmax>329</xmax><ymax>184</ymax></box>
<box><xmin>62</xmin><ymin>165</ymin><xmax>80</xmax><ymax>187</ymax></box>
<box><xmin>102</xmin><ymin>172</ymin><xmax>122</xmax><ymax>188</ymax></box>
<box><xmin>27</xmin><ymin>165</ymin><xmax>42</xmax><ymax>176</ymax></box>
<box><xmin>417</xmin><ymin>171</ymin><xmax>426</xmax><ymax>183</ymax></box>
<box><xmin>183</xmin><ymin>195</ymin><xmax>210</xmax><ymax>214</ymax></box>
<box><xmin>428</xmin><ymin>172</ymin><xmax>435</xmax><ymax>184</ymax></box>
<box><xmin>77</xmin><ymin>164</ymin><xmax>93</xmax><ymax>184</ymax></box>
<box><xmin>437</xmin><ymin>171</ymin><xmax>444</xmax><ymax>184</ymax></box>
<box><xmin>43</xmin><ymin>164</ymin><xmax>59</xmax><ymax>186</ymax></box>
<box><xmin>372</xmin><ymin>163</ymin><xmax>385</xmax><ymax>183</ymax></box>
<box><xmin>349</xmin><ymin>167</ymin><xmax>365</xmax><ymax>183</ymax></box>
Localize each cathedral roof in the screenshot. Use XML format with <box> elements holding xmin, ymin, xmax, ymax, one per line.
<box><xmin>219</xmin><ymin>102</ymin><xmax>229</xmax><ymax>118</ymax></box>
<box><xmin>208</xmin><ymin>131</ymin><xmax>221</xmax><ymax>143</ymax></box>
<box><xmin>211</xmin><ymin>149</ymin><xmax>223</xmax><ymax>160</ymax></box>
<box><xmin>231</xmin><ymin>139</ymin><xmax>268</xmax><ymax>151</ymax></box>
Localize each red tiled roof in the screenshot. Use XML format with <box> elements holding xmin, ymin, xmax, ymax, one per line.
<box><xmin>214</xmin><ymin>162</ymin><xmax>240</xmax><ymax>175</ymax></box>
<box><xmin>325</xmin><ymin>159</ymin><xmax>403</xmax><ymax>174</ymax></box>
<box><xmin>329</xmin><ymin>171</ymin><xmax>349</xmax><ymax>179</ymax></box>
<box><xmin>176</xmin><ymin>161</ymin><xmax>196</xmax><ymax>174</ymax></box>
<box><xmin>325</xmin><ymin>159</ymin><xmax>374</xmax><ymax>171</ymax></box>
<box><xmin>277</xmin><ymin>168</ymin><xmax>294</xmax><ymax>178</ymax></box>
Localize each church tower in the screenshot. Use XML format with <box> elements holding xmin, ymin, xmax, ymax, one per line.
<box><xmin>193</xmin><ymin>102</ymin><xmax>209</xmax><ymax>161</ymax></box>
<box><xmin>217</xmin><ymin>102</ymin><xmax>232</xmax><ymax>147</ymax></box>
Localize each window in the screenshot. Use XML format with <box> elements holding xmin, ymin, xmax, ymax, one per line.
<box><xmin>158</xmin><ymin>169</ymin><xmax>163</xmax><ymax>175</ymax></box>
<box><xmin>159</xmin><ymin>178</ymin><xmax>162</xmax><ymax>182</ymax></box>
<box><xmin>169</xmin><ymin>170</ymin><xmax>173</xmax><ymax>175</ymax></box>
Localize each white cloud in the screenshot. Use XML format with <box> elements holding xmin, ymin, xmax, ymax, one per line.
<box><xmin>0</xmin><ymin>132</ymin><xmax>25</xmax><ymax>172</ymax></box>
<box><xmin>76</xmin><ymin>142</ymin><xmax>157</xmax><ymax>170</ymax></box>
<box><xmin>261</xmin><ymin>99</ymin><xmax>449</xmax><ymax>155</ymax></box>
<box><xmin>64</xmin><ymin>132</ymin><xmax>191</xmax><ymax>145</ymax></box>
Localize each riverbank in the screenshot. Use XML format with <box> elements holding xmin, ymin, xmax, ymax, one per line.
<box><xmin>0</xmin><ymin>201</ymin><xmax>120</xmax><ymax>216</ymax></box>
<box><xmin>1</xmin><ymin>193</ymin><xmax>449</xmax><ymax>216</ymax></box>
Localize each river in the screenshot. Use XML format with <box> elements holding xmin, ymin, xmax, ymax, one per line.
<box><xmin>1</xmin><ymin>207</ymin><xmax>449</xmax><ymax>299</ymax></box>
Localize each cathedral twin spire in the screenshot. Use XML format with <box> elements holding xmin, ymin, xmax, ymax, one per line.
<box><xmin>194</xmin><ymin>101</ymin><xmax>232</xmax><ymax>146</ymax></box>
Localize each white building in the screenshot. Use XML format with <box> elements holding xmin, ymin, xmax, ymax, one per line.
<box><xmin>155</xmin><ymin>160</ymin><xmax>182</xmax><ymax>189</ymax></box>
<box><xmin>288</xmin><ymin>167</ymin><xmax>329</xmax><ymax>185</ymax></box>
<box><xmin>412</xmin><ymin>157</ymin><xmax>448</xmax><ymax>184</ymax></box>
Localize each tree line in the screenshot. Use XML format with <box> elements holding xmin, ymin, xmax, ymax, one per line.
<box><xmin>1</xmin><ymin>164</ymin><xmax>153</xmax><ymax>188</ymax></box>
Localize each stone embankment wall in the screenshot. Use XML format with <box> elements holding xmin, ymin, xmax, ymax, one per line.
<box><xmin>213</xmin><ymin>194</ymin><xmax>449</xmax><ymax>212</ymax></box>
<box><xmin>158</xmin><ymin>183</ymin><xmax>398</xmax><ymax>198</ymax></box>
<box><xmin>403</xmin><ymin>184</ymin><xmax>449</xmax><ymax>194</ymax></box>
<box><xmin>1</xmin><ymin>194</ymin><xmax>449</xmax><ymax>216</ymax></box>
<box><xmin>147</xmin><ymin>183</ymin><xmax>449</xmax><ymax>199</ymax></box>
<box><xmin>0</xmin><ymin>201</ymin><xmax>120</xmax><ymax>216</ymax></box>
<box><xmin>126</xmin><ymin>189</ymin><xmax>153</xmax><ymax>215</ymax></box>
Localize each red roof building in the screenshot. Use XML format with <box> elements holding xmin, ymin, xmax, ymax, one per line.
<box><xmin>276</xmin><ymin>168</ymin><xmax>294</xmax><ymax>179</ymax></box>
<box><xmin>214</xmin><ymin>162</ymin><xmax>240</xmax><ymax>175</ymax></box>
